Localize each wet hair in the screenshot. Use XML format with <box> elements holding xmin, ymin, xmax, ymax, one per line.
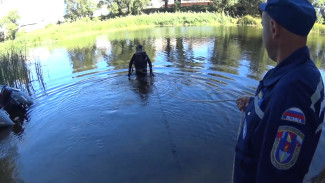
<box><xmin>136</xmin><ymin>45</ymin><xmax>143</xmax><ymax>50</ymax></box>
<box><xmin>136</xmin><ymin>45</ymin><xmax>143</xmax><ymax>53</ymax></box>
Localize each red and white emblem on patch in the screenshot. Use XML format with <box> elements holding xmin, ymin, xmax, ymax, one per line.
<box><xmin>271</xmin><ymin>126</ymin><xmax>304</xmax><ymax>170</ymax></box>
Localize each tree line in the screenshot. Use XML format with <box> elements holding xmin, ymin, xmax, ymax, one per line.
<box><xmin>0</xmin><ymin>0</ymin><xmax>325</xmax><ymax>41</ymax></box>
<box><xmin>63</xmin><ymin>0</ymin><xmax>325</xmax><ymax>23</ymax></box>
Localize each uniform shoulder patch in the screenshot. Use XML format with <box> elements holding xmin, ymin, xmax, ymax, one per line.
<box><xmin>281</xmin><ymin>107</ymin><xmax>305</xmax><ymax>124</ymax></box>
<box><xmin>271</xmin><ymin>126</ymin><xmax>304</xmax><ymax>170</ymax></box>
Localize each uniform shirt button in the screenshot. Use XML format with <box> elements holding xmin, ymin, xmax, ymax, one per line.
<box><xmin>248</xmin><ymin>112</ymin><xmax>251</xmax><ymax>116</ymax></box>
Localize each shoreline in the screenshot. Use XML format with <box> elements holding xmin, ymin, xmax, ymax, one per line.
<box><xmin>0</xmin><ymin>12</ymin><xmax>325</xmax><ymax>53</ymax></box>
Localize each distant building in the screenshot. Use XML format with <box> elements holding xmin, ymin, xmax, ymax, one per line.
<box><xmin>148</xmin><ymin>0</ymin><xmax>174</xmax><ymax>8</ymax></box>
<box><xmin>180</xmin><ymin>0</ymin><xmax>213</xmax><ymax>7</ymax></box>
<box><xmin>148</xmin><ymin>0</ymin><xmax>212</xmax><ymax>8</ymax></box>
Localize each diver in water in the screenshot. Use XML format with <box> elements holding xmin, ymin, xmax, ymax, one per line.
<box><xmin>128</xmin><ymin>45</ymin><xmax>154</xmax><ymax>78</ymax></box>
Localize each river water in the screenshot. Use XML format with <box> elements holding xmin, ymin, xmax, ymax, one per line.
<box><xmin>0</xmin><ymin>26</ymin><xmax>324</xmax><ymax>183</ymax></box>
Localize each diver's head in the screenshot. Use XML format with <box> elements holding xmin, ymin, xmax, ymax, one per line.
<box><xmin>136</xmin><ymin>45</ymin><xmax>143</xmax><ymax>53</ymax></box>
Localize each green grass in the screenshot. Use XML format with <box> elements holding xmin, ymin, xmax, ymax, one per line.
<box><xmin>311</xmin><ymin>23</ymin><xmax>325</xmax><ymax>35</ymax></box>
<box><xmin>0</xmin><ymin>47</ymin><xmax>31</xmax><ymax>88</ymax></box>
<box><xmin>0</xmin><ymin>12</ymin><xmax>236</xmax><ymax>50</ymax></box>
<box><xmin>1</xmin><ymin>12</ymin><xmax>325</xmax><ymax>52</ymax></box>
<box><xmin>237</xmin><ymin>15</ymin><xmax>261</xmax><ymax>27</ymax></box>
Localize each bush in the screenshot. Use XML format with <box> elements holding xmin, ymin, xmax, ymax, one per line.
<box><xmin>237</xmin><ymin>15</ymin><xmax>260</xmax><ymax>26</ymax></box>
<box><xmin>311</xmin><ymin>23</ymin><xmax>325</xmax><ymax>35</ymax></box>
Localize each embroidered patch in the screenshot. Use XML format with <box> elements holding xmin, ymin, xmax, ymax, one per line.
<box><xmin>281</xmin><ymin>108</ymin><xmax>305</xmax><ymax>124</ymax></box>
<box><xmin>271</xmin><ymin>126</ymin><xmax>304</xmax><ymax>170</ymax></box>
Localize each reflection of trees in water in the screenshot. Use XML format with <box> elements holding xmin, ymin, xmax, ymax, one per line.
<box><xmin>0</xmin><ymin>127</ymin><xmax>19</xmax><ymax>183</ymax></box>
<box><xmin>104</xmin><ymin>40</ymin><xmax>155</xmax><ymax>69</ymax></box>
<box><xmin>62</xmin><ymin>26</ymin><xmax>325</xmax><ymax>83</ymax></box>
<box><xmin>209</xmin><ymin>28</ymin><xmax>241</xmax><ymax>74</ymax></box>
<box><xmin>233</xmin><ymin>27</ymin><xmax>270</xmax><ymax>80</ymax></box>
<box><xmin>0</xmin><ymin>155</ymin><xmax>17</xmax><ymax>183</ymax></box>
<box><xmin>67</xmin><ymin>45</ymin><xmax>101</xmax><ymax>73</ymax></box>
<box><xmin>103</xmin><ymin>40</ymin><xmax>133</xmax><ymax>69</ymax></box>
<box><xmin>308</xmin><ymin>35</ymin><xmax>325</xmax><ymax>70</ymax></box>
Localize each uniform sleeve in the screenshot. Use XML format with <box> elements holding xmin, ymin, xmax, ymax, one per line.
<box><xmin>146</xmin><ymin>54</ymin><xmax>153</xmax><ymax>73</ymax></box>
<box><xmin>128</xmin><ymin>54</ymin><xmax>135</xmax><ymax>73</ymax></box>
<box><xmin>254</xmin><ymin>78</ymin><xmax>324</xmax><ymax>182</ymax></box>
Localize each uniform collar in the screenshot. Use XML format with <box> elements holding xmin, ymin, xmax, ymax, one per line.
<box><xmin>263</xmin><ymin>46</ymin><xmax>310</xmax><ymax>87</ymax></box>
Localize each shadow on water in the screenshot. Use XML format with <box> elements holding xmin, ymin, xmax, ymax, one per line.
<box><xmin>128</xmin><ymin>75</ymin><xmax>154</xmax><ymax>105</ymax></box>
<box><xmin>0</xmin><ymin>126</ymin><xmax>20</xmax><ymax>183</ymax></box>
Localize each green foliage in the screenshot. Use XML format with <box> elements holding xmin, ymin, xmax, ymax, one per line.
<box><xmin>2</xmin><ymin>9</ymin><xmax>325</xmax><ymax>52</ymax></box>
<box><xmin>237</xmin><ymin>15</ymin><xmax>260</xmax><ymax>26</ymax></box>
<box><xmin>213</xmin><ymin>0</ymin><xmax>237</xmax><ymax>12</ymax></box>
<box><xmin>64</xmin><ymin>0</ymin><xmax>96</xmax><ymax>22</ymax></box>
<box><xmin>0</xmin><ymin>9</ymin><xmax>20</xmax><ymax>41</ymax></box>
<box><xmin>311</xmin><ymin>23</ymin><xmax>325</xmax><ymax>35</ymax></box>
<box><xmin>0</xmin><ymin>12</ymin><xmax>236</xmax><ymax>50</ymax></box>
<box><xmin>132</xmin><ymin>0</ymin><xmax>150</xmax><ymax>15</ymax></box>
<box><xmin>237</xmin><ymin>0</ymin><xmax>264</xmax><ymax>16</ymax></box>
<box><xmin>174</xmin><ymin>0</ymin><xmax>181</xmax><ymax>12</ymax></box>
<box><xmin>0</xmin><ymin>10</ymin><xmax>20</xmax><ymax>25</ymax></box>
<box><xmin>0</xmin><ymin>47</ymin><xmax>31</xmax><ymax>89</ymax></box>
<box><xmin>312</xmin><ymin>0</ymin><xmax>325</xmax><ymax>24</ymax></box>
<box><xmin>102</xmin><ymin>0</ymin><xmax>150</xmax><ymax>15</ymax></box>
<box><xmin>4</xmin><ymin>23</ymin><xmax>19</xmax><ymax>40</ymax></box>
<box><xmin>316</xmin><ymin>11</ymin><xmax>324</xmax><ymax>24</ymax></box>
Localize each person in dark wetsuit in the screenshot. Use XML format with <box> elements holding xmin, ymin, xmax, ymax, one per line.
<box><xmin>128</xmin><ymin>45</ymin><xmax>154</xmax><ymax>77</ymax></box>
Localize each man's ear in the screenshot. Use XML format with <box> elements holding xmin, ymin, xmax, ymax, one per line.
<box><xmin>270</xmin><ymin>19</ymin><xmax>280</xmax><ymax>39</ymax></box>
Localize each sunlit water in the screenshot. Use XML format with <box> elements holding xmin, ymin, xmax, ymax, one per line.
<box><xmin>0</xmin><ymin>26</ymin><xmax>325</xmax><ymax>183</ymax></box>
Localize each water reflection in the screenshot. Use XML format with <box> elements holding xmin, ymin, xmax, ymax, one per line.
<box><xmin>35</xmin><ymin>26</ymin><xmax>325</xmax><ymax>86</ymax></box>
<box><xmin>0</xmin><ymin>128</ymin><xmax>19</xmax><ymax>183</ymax></box>
<box><xmin>1</xmin><ymin>26</ymin><xmax>325</xmax><ymax>183</ymax></box>
<box><xmin>67</xmin><ymin>46</ymin><xmax>101</xmax><ymax>73</ymax></box>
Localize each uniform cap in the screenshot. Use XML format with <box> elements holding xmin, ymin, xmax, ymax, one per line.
<box><xmin>259</xmin><ymin>0</ymin><xmax>316</xmax><ymax>36</ymax></box>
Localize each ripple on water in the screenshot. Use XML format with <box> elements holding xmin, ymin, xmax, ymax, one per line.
<box><xmin>15</xmin><ymin>68</ymin><xmax>257</xmax><ymax>183</ymax></box>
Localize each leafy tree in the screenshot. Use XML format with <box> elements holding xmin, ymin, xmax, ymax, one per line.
<box><xmin>0</xmin><ymin>9</ymin><xmax>20</xmax><ymax>40</ymax></box>
<box><xmin>311</xmin><ymin>0</ymin><xmax>325</xmax><ymax>24</ymax></box>
<box><xmin>100</xmin><ymin>0</ymin><xmax>150</xmax><ymax>16</ymax></box>
<box><xmin>174</xmin><ymin>0</ymin><xmax>180</xmax><ymax>12</ymax></box>
<box><xmin>132</xmin><ymin>0</ymin><xmax>150</xmax><ymax>15</ymax></box>
<box><xmin>213</xmin><ymin>0</ymin><xmax>237</xmax><ymax>12</ymax></box>
<box><xmin>236</xmin><ymin>0</ymin><xmax>264</xmax><ymax>16</ymax></box>
<box><xmin>64</xmin><ymin>0</ymin><xmax>96</xmax><ymax>22</ymax></box>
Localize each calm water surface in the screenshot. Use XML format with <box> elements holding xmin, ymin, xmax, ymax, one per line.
<box><xmin>0</xmin><ymin>26</ymin><xmax>325</xmax><ymax>183</ymax></box>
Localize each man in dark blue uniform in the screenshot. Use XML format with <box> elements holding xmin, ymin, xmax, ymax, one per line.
<box><xmin>128</xmin><ymin>45</ymin><xmax>154</xmax><ymax>78</ymax></box>
<box><xmin>234</xmin><ymin>0</ymin><xmax>325</xmax><ymax>182</ymax></box>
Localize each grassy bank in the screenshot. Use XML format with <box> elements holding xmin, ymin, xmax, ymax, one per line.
<box><xmin>1</xmin><ymin>12</ymin><xmax>236</xmax><ymax>51</ymax></box>
<box><xmin>1</xmin><ymin>12</ymin><xmax>325</xmax><ymax>52</ymax></box>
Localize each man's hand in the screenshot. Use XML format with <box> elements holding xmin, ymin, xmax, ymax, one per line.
<box><xmin>236</xmin><ymin>96</ymin><xmax>251</xmax><ymax>112</ymax></box>
<box><xmin>150</xmin><ymin>72</ymin><xmax>155</xmax><ymax>77</ymax></box>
